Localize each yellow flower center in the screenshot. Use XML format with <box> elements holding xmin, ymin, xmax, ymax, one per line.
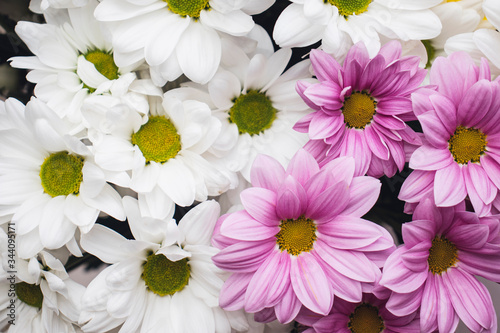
<box><xmin>16</xmin><ymin>282</ymin><xmax>43</xmax><ymax>309</ymax></box>
<box><xmin>342</xmin><ymin>91</ymin><xmax>377</xmax><ymax>129</ymax></box>
<box><xmin>163</xmin><ymin>0</ymin><xmax>210</xmax><ymax>18</ymax></box>
<box><xmin>326</xmin><ymin>0</ymin><xmax>372</xmax><ymax>17</ymax></box>
<box><xmin>131</xmin><ymin>116</ymin><xmax>182</xmax><ymax>164</ymax></box>
<box><xmin>84</xmin><ymin>50</ymin><xmax>119</xmax><ymax>81</ymax></box>
<box><xmin>142</xmin><ymin>253</ymin><xmax>190</xmax><ymax>296</ymax></box>
<box><xmin>428</xmin><ymin>236</ymin><xmax>458</xmax><ymax>275</ymax></box>
<box><xmin>275</xmin><ymin>216</ymin><xmax>317</xmax><ymax>256</ymax></box>
<box><xmin>229</xmin><ymin>90</ymin><xmax>277</xmax><ymax>136</ymax></box>
<box><xmin>348</xmin><ymin>303</ymin><xmax>385</xmax><ymax>333</ymax></box>
<box><xmin>448</xmin><ymin>126</ymin><xmax>487</xmax><ymax>164</ymax></box>
<box><xmin>40</xmin><ymin>151</ymin><xmax>84</xmax><ymax>197</ymax></box>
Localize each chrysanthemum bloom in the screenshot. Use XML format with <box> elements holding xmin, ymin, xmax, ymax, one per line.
<box><xmin>444</xmin><ymin>0</ymin><xmax>500</xmax><ymax>75</ymax></box>
<box><xmin>212</xmin><ymin>149</ymin><xmax>395</xmax><ymax>323</ymax></box>
<box><xmin>9</xmin><ymin>0</ymin><xmax>145</xmax><ymax>130</ymax></box>
<box><xmin>0</xmin><ymin>244</ymin><xmax>85</xmax><ymax>333</ymax></box>
<box><xmin>273</xmin><ymin>0</ymin><xmax>442</xmax><ymax>60</ymax></box>
<box><xmin>91</xmin><ymin>95</ymin><xmax>231</xmax><ymax>218</ymax></box>
<box><xmin>399</xmin><ymin>51</ymin><xmax>500</xmax><ymax>216</ymax></box>
<box><xmin>79</xmin><ymin>198</ymin><xmax>249</xmax><ymax>333</ymax></box>
<box><xmin>0</xmin><ymin>98</ymin><xmax>125</xmax><ymax>258</ymax></box>
<box><xmin>94</xmin><ymin>0</ymin><xmax>274</xmax><ymax>86</ymax></box>
<box><xmin>295</xmin><ymin>41</ymin><xmax>424</xmax><ymax>178</ymax></box>
<box><xmin>295</xmin><ymin>290</ymin><xmax>420</xmax><ymax>333</ymax></box>
<box><xmin>167</xmin><ymin>47</ymin><xmax>313</xmax><ymax>182</ymax></box>
<box><xmin>380</xmin><ymin>196</ymin><xmax>500</xmax><ymax>332</ymax></box>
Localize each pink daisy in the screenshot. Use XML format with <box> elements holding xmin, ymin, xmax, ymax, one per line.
<box><xmin>212</xmin><ymin>149</ymin><xmax>395</xmax><ymax>323</ymax></box>
<box><xmin>294</xmin><ymin>41</ymin><xmax>424</xmax><ymax>178</ymax></box>
<box><xmin>295</xmin><ymin>290</ymin><xmax>420</xmax><ymax>333</ymax></box>
<box><xmin>399</xmin><ymin>52</ymin><xmax>500</xmax><ymax>216</ymax></box>
<box><xmin>380</xmin><ymin>196</ymin><xmax>500</xmax><ymax>333</ymax></box>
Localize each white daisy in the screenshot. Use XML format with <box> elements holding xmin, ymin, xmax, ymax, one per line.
<box><xmin>93</xmin><ymin>0</ymin><xmax>274</xmax><ymax>85</ymax></box>
<box><xmin>166</xmin><ymin>47</ymin><xmax>314</xmax><ymax>182</ymax></box>
<box><xmin>0</xmin><ymin>240</ymin><xmax>85</xmax><ymax>333</ymax></box>
<box><xmin>9</xmin><ymin>0</ymin><xmax>145</xmax><ymax>131</ymax></box>
<box><xmin>79</xmin><ymin>198</ymin><xmax>249</xmax><ymax>333</ymax></box>
<box><xmin>273</xmin><ymin>0</ymin><xmax>442</xmax><ymax>59</ymax></box>
<box><xmin>90</xmin><ymin>94</ymin><xmax>231</xmax><ymax>217</ymax></box>
<box><xmin>0</xmin><ymin>98</ymin><xmax>125</xmax><ymax>258</ymax></box>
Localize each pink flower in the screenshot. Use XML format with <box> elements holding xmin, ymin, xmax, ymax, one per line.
<box><xmin>380</xmin><ymin>196</ymin><xmax>500</xmax><ymax>332</ymax></box>
<box><xmin>296</xmin><ymin>290</ymin><xmax>420</xmax><ymax>333</ymax></box>
<box><xmin>212</xmin><ymin>149</ymin><xmax>395</xmax><ymax>324</ymax></box>
<box><xmin>399</xmin><ymin>52</ymin><xmax>500</xmax><ymax>216</ymax></box>
<box><xmin>295</xmin><ymin>41</ymin><xmax>424</xmax><ymax>178</ymax></box>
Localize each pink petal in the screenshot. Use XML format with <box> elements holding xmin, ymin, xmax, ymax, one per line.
<box><xmin>290</xmin><ymin>252</ymin><xmax>333</xmax><ymax>315</ymax></box>
<box><xmin>430</xmin><ymin>57</ymin><xmax>465</xmax><ymax>107</ymax></box>
<box><xmin>276</xmin><ymin>176</ymin><xmax>307</xmax><ymax>220</ymax></box>
<box><xmin>428</xmin><ymin>94</ymin><xmax>457</xmax><ymax>136</ymax></box>
<box><xmin>220</xmin><ymin>210</ymin><xmax>279</xmax><ymax>241</ymax></box>
<box><xmin>293</xmin><ymin>112</ymin><xmax>314</xmax><ymax>133</ymax></box>
<box><xmin>467</xmin><ymin>163</ymin><xmax>497</xmax><ymax>205</ymax></box>
<box><xmin>309</xmin><ymin>49</ymin><xmax>342</xmax><ymax>85</ymax></box>
<box><xmin>296</xmin><ymin>80</ymin><xmax>321</xmax><ymax>111</ymax></box>
<box><xmin>419</xmin><ymin>273</ymin><xmax>439</xmax><ymax>333</ymax></box>
<box><xmin>379</xmin><ymin>247</ymin><xmax>428</xmax><ymax>293</ymax></box>
<box><xmin>435</xmin><ymin>274</ymin><xmax>460</xmax><ymax>333</ymax></box>
<box><xmin>378</xmin><ymin>40</ymin><xmax>402</xmax><ymax>64</ymax></box>
<box><xmin>434</xmin><ymin>163</ymin><xmax>467</xmax><ymax>207</ymax></box>
<box><xmin>481</xmin><ymin>154</ymin><xmax>500</xmax><ymax>190</ymax></box>
<box><xmin>447</xmin><ymin>223</ymin><xmax>489</xmax><ymax>249</ymax></box>
<box><xmin>219</xmin><ymin>273</ymin><xmax>253</xmax><ymax>311</ymax></box>
<box><xmin>401</xmin><ymin>219</ymin><xmax>436</xmax><ymax>248</ymax></box>
<box><xmin>411</xmin><ymin>88</ymin><xmax>438</xmax><ymax>117</ymax></box>
<box><xmin>358</xmin><ymin>54</ymin><xmax>385</xmax><ymax>91</ymax></box>
<box><xmin>319</xmin><ymin>259</ymin><xmax>362</xmax><ymax>302</ymax></box>
<box><xmin>304</xmin><ymin>82</ymin><xmax>343</xmax><ymax>110</ymax></box>
<box><xmin>275</xmin><ymin>283</ymin><xmax>302</xmax><ymax>324</ymax></box>
<box><xmin>341</xmin><ymin>176</ymin><xmax>381</xmax><ymax>217</ymax></box>
<box><xmin>250</xmin><ymin>154</ymin><xmax>286</xmax><ymax>192</ymax></box>
<box><xmin>385</xmin><ymin>287</ymin><xmax>423</xmax><ymax>317</ymax></box>
<box><xmin>320</xmin><ymin>156</ymin><xmax>356</xmax><ymax>184</ymax></box>
<box><xmin>308</xmin><ymin>112</ymin><xmax>344</xmax><ymax>140</ymax></box>
<box><xmin>286</xmin><ymin>149</ymin><xmax>320</xmax><ymax>187</ymax></box>
<box><xmin>457</xmin><ymin>80</ymin><xmax>493</xmax><ymax>128</ymax></box>
<box><xmin>365</xmin><ymin>125</ymin><xmax>390</xmax><ymax>160</ymax></box>
<box><xmin>212</xmin><ymin>241</ymin><xmax>276</xmax><ymax>273</ymax></box>
<box><xmin>240</xmin><ymin>187</ymin><xmax>280</xmax><ymax>226</ymax></box>
<box><xmin>305</xmin><ymin>180</ymin><xmax>350</xmax><ymax>222</ymax></box>
<box><xmin>345</xmin><ymin>42</ymin><xmax>370</xmax><ymax>68</ymax></box>
<box><xmin>409</xmin><ymin>145</ymin><xmax>453</xmax><ymax>171</ymax></box>
<box><xmin>400</xmin><ymin>241</ymin><xmax>431</xmax><ymax>272</ymax></box>
<box><xmin>376</xmin><ymin>97</ymin><xmax>413</xmax><ymax>116</ymax></box>
<box><xmin>303</xmin><ymin>169</ymin><xmax>338</xmax><ymax>204</ymax></box>
<box><xmin>343</xmin><ymin>60</ymin><xmax>363</xmax><ymax>91</ymax></box>
<box><xmin>464</xmin><ymin>166</ymin><xmax>492</xmax><ymax>216</ymax></box>
<box><xmin>417</xmin><ymin>111</ymin><xmax>450</xmax><ymax>149</ymax></box>
<box><xmin>458</xmin><ymin>250</ymin><xmax>500</xmax><ymax>282</ymax></box>
<box><xmin>398</xmin><ymin>170</ymin><xmax>435</xmax><ymax>203</ymax></box>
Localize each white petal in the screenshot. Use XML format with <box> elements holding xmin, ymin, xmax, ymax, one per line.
<box><xmin>273</xmin><ymin>3</ymin><xmax>324</xmax><ymax>47</ymax></box>
<box><xmin>157</xmin><ymin>159</ymin><xmax>196</xmax><ymax>206</ymax></box>
<box><xmin>178</xmin><ymin>200</ymin><xmax>220</xmax><ymax>246</ymax></box>
<box><xmin>474</xmin><ymin>29</ymin><xmax>500</xmax><ymax>70</ymax></box>
<box><xmin>77</xmin><ymin>56</ymin><xmax>109</xmax><ymax>89</ymax></box>
<box><xmin>208</xmin><ymin>70</ymin><xmax>241</xmax><ymax>109</ymax></box>
<box><xmin>200</xmin><ymin>9</ymin><xmax>254</xmax><ymax>36</ymax></box>
<box><xmin>39</xmin><ymin>196</ymin><xmax>76</xmax><ymax>249</ymax></box>
<box><xmin>80</xmin><ymin>224</ymin><xmax>130</xmax><ymax>264</ymax></box>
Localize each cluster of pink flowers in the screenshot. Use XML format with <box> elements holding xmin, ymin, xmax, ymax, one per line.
<box><xmin>213</xmin><ymin>41</ymin><xmax>500</xmax><ymax>332</ymax></box>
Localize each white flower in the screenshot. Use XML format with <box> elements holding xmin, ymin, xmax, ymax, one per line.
<box><xmin>0</xmin><ymin>98</ymin><xmax>125</xmax><ymax>258</ymax></box>
<box><xmin>0</xmin><ymin>239</ymin><xmax>85</xmax><ymax>333</ymax></box>
<box><xmin>79</xmin><ymin>199</ymin><xmax>249</xmax><ymax>333</ymax></box>
<box><xmin>166</xmin><ymin>47</ymin><xmax>313</xmax><ymax>182</ymax></box>
<box><xmin>9</xmin><ymin>0</ymin><xmax>144</xmax><ymax>131</ymax></box>
<box><xmin>273</xmin><ymin>0</ymin><xmax>442</xmax><ymax>59</ymax></box>
<box><xmin>90</xmin><ymin>94</ymin><xmax>231</xmax><ymax>217</ymax></box>
<box><xmin>94</xmin><ymin>0</ymin><xmax>274</xmax><ymax>85</ymax></box>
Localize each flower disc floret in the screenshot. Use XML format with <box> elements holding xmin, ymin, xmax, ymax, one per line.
<box><xmin>141</xmin><ymin>253</ymin><xmax>190</xmax><ymax>296</ymax></box>
<box><xmin>428</xmin><ymin>236</ymin><xmax>458</xmax><ymax>275</ymax></box>
<box><xmin>448</xmin><ymin>126</ymin><xmax>487</xmax><ymax>164</ymax></box>
<box><xmin>342</xmin><ymin>91</ymin><xmax>377</xmax><ymax>129</ymax></box>
<box><xmin>40</xmin><ymin>151</ymin><xmax>84</xmax><ymax>197</ymax></box>
<box><xmin>16</xmin><ymin>282</ymin><xmax>43</xmax><ymax>309</ymax></box>
<box><xmin>229</xmin><ymin>90</ymin><xmax>277</xmax><ymax>136</ymax></box>
<box><xmin>327</xmin><ymin>0</ymin><xmax>372</xmax><ymax>17</ymax></box>
<box><xmin>275</xmin><ymin>216</ymin><xmax>317</xmax><ymax>256</ymax></box>
<box><xmin>163</xmin><ymin>0</ymin><xmax>209</xmax><ymax>18</ymax></box>
<box><xmin>131</xmin><ymin>116</ymin><xmax>182</xmax><ymax>164</ymax></box>
<box><xmin>348</xmin><ymin>303</ymin><xmax>384</xmax><ymax>333</ymax></box>
<box><xmin>84</xmin><ymin>50</ymin><xmax>119</xmax><ymax>81</ymax></box>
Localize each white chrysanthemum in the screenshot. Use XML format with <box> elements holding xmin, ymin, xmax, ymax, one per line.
<box><xmin>94</xmin><ymin>0</ymin><xmax>274</xmax><ymax>85</ymax></box>
<box><xmin>273</xmin><ymin>0</ymin><xmax>442</xmax><ymax>59</ymax></box>
<box><xmin>0</xmin><ymin>98</ymin><xmax>125</xmax><ymax>258</ymax></box>
<box><xmin>9</xmin><ymin>0</ymin><xmax>145</xmax><ymax>131</ymax></box>
<box><xmin>166</xmin><ymin>48</ymin><xmax>313</xmax><ymax>182</ymax></box>
<box><xmin>90</xmin><ymin>94</ymin><xmax>231</xmax><ymax>217</ymax></box>
<box><xmin>445</xmin><ymin>0</ymin><xmax>500</xmax><ymax>75</ymax></box>
<box><xmin>0</xmin><ymin>239</ymin><xmax>85</xmax><ymax>333</ymax></box>
<box><xmin>79</xmin><ymin>199</ymin><xmax>249</xmax><ymax>333</ymax></box>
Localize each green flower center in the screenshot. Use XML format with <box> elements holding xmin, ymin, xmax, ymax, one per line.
<box><xmin>16</xmin><ymin>282</ymin><xmax>43</xmax><ymax>309</ymax></box>
<box><xmin>348</xmin><ymin>303</ymin><xmax>385</xmax><ymax>333</ymax></box>
<box><xmin>163</xmin><ymin>0</ymin><xmax>210</xmax><ymax>18</ymax></box>
<box><xmin>448</xmin><ymin>126</ymin><xmax>487</xmax><ymax>165</ymax></box>
<box><xmin>40</xmin><ymin>151</ymin><xmax>84</xmax><ymax>197</ymax></box>
<box><xmin>326</xmin><ymin>0</ymin><xmax>372</xmax><ymax>17</ymax></box>
<box><xmin>142</xmin><ymin>253</ymin><xmax>190</xmax><ymax>296</ymax></box>
<box><xmin>342</xmin><ymin>91</ymin><xmax>377</xmax><ymax>129</ymax></box>
<box><xmin>131</xmin><ymin>116</ymin><xmax>182</xmax><ymax>164</ymax></box>
<box><xmin>84</xmin><ymin>50</ymin><xmax>119</xmax><ymax>81</ymax></box>
<box><xmin>229</xmin><ymin>90</ymin><xmax>277</xmax><ymax>136</ymax></box>
<box><xmin>275</xmin><ymin>216</ymin><xmax>317</xmax><ymax>256</ymax></box>
<box><xmin>428</xmin><ymin>236</ymin><xmax>458</xmax><ymax>275</ymax></box>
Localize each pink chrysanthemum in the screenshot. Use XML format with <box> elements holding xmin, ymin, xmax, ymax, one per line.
<box><xmin>296</xmin><ymin>290</ymin><xmax>420</xmax><ymax>333</ymax></box>
<box><xmin>212</xmin><ymin>149</ymin><xmax>395</xmax><ymax>323</ymax></box>
<box><xmin>380</xmin><ymin>196</ymin><xmax>500</xmax><ymax>333</ymax></box>
<box><xmin>399</xmin><ymin>52</ymin><xmax>500</xmax><ymax>216</ymax></box>
<box><xmin>295</xmin><ymin>41</ymin><xmax>424</xmax><ymax>178</ymax></box>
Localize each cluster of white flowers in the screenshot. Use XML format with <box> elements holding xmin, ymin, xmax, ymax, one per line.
<box><xmin>1</xmin><ymin>0</ymin><xmax>499</xmax><ymax>331</ymax></box>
